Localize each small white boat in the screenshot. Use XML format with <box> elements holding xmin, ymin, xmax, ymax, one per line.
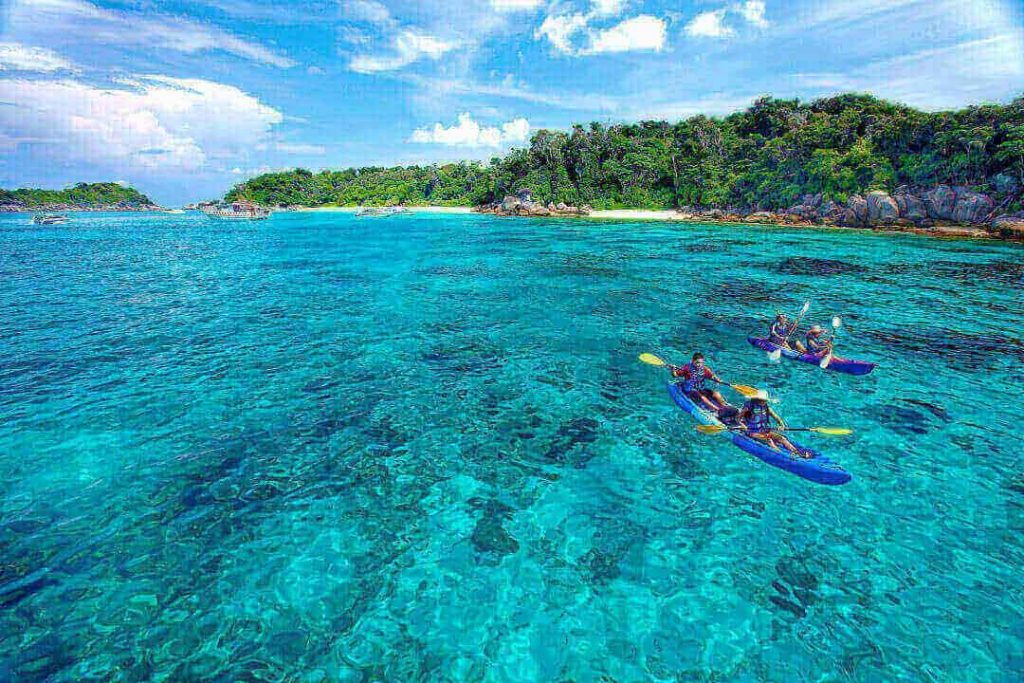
<box><xmin>32</xmin><ymin>214</ymin><xmax>69</xmax><ymax>225</ymax></box>
<box><xmin>356</xmin><ymin>206</ymin><xmax>409</xmax><ymax>218</ymax></box>
<box><xmin>201</xmin><ymin>201</ymin><xmax>271</xmax><ymax>220</ymax></box>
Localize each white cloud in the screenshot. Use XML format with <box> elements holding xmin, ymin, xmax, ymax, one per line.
<box><xmin>0</xmin><ymin>42</ymin><xmax>76</xmax><ymax>72</ymax></box>
<box><xmin>739</xmin><ymin>0</ymin><xmax>768</xmax><ymax>27</ymax></box>
<box><xmin>584</xmin><ymin>15</ymin><xmax>666</xmax><ymax>54</ymax></box>
<box><xmin>411</xmin><ymin>113</ymin><xmax>530</xmax><ymax>147</ymax></box>
<box><xmin>344</xmin><ymin>0</ymin><xmax>393</xmax><ymax>26</ymax></box>
<box><xmin>536</xmin><ymin>14</ymin><xmax>589</xmax><ymax>54</ymax></box>
<box><xmin>8</xmin><ymin>0</ymin><xmax>295</xmax><ymax>67</ymax></box>
<box><xmin>0</xmin><ymin>75</ymin><xmax>283</xmax><ymax>171</ymax></box>
<box><xmin>536</xmin><ymin>1</ymin><xmax>665</xmax><ymax>56</ymax></box>
<box><xmin>350</xmin><ymin>29</ymin><xmax>458</xmax><ymax>73</ymax></box>
<box><xmin>685</xmin><ymin>9</ymin><xmax>735</xmax><ymax>38</ymax></box>
<box><xmin>490</xmin><ymin>0</ymin><xmax>544</xmax><ymax>12</ymax></box>
<box><xmin>590</xmin><ymin>0</ymin><xmax>627</xmax><ymax>17</ymax></box>
<box><xmin>501</xmin><ymin>117</ymin><xmax>531</xmax><ymax>143</ymax></box>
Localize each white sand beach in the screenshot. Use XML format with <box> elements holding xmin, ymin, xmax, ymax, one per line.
<box><xmin>587</xmin><ymin>210</ymin><xmax>687</xmax><ymax>221</ymax></box>
<box><xmin>296</xmin><ymin>206</ymin><xmax>473</xmax><ymax>214</ymax></box>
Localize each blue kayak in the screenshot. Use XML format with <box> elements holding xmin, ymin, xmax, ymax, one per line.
<box><xmin>667</xmin><ymin>383</ymin><xmax>852</xmax><ymax>486</ymax></box>
<box><xmin>748</xmin><ymin>336</ymin><xmax>877</xmax><ymax>376</ymax></box>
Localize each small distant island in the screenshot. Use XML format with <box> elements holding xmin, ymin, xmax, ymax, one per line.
<box><xmin>225</xmin><ymin>93</ymin><xmax>1024</xmax><ymax>239</ymax></box>
<box><xmin>0</xmin><ymin>182</ymin><xmax>160</xmax><ymax>213</ymax></box>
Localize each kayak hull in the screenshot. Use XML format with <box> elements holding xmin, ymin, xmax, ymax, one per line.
<box><xmin>667</xmin><ymin>383</ymin><xmax>852</xmax><ymax>486</ymax></box>
<box><xmin>748</xmin><ymin>337</ymin><xmax>877</xmax><ymax>376</ymax></box>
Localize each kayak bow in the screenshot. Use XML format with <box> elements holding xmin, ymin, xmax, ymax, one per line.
<box><xmin>668</xmin><ymin>383</ymin><xmax>852</xmax><ymax>486</ymax></box>
<box><xmin>748</xmin><ymin>337</ymin><xmax>877</xmax><ymax>376</ymax></box>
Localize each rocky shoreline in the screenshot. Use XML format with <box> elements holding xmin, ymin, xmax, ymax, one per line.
<box><xmin>0</xmin><ymin>202</ymin><xmax>162</xmax><ymax>213</ymax></box>
<box><xmin>476</xmin><ymin>185</ymin><xmax>1024</xmax><ymax>240</ymax></box>
<box><xmin>475</xmin><ymin>191</ymin><xmax>590</xmax><ymax>218</ymax></box>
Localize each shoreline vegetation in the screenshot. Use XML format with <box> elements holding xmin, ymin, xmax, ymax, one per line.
<box><xmin>225</xmin><ymin>93</ymin><xmax>1024</xmax><ymax>241</ymax></box>
<box><xmin>0</xmin><ymin>182</ymin><xmax>160</xmax><ymax>213</ymax></box>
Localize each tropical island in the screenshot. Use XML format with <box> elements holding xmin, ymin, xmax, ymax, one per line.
<box><xmin>225</xmin><ymin>94</ymin><xmax>1024</xmax><ymax>239</ymax></box>
<box><xmin>0</xmin><ymin>182</ymin><xmax>160</xmax><ymax>213</ymax></box>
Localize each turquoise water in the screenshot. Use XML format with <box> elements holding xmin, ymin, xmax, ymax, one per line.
<box><xmin>0</xmin><ymin>210</ymin><xmax>1022</xmax><ymax>681</ymax></box>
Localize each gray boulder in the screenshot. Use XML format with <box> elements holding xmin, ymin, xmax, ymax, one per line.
<box><xmin>952</xmin><ymin>191</ymin><xmax>994</xmax><ymax>224</ymax></box>
<box><xmin>847</xmin><ymin>195</ymin><xmax>868</xmax><ymax>225</ymax></box>
<box><xmin>500</xmin><ymin>195</ymin><xmax>521</xmax><ymax>214</ymax></box>
<box><xmin>894</xmin><ymin>192</ymin><xmax>928</xmax><ymax>222</ymax></box>
<box><xmin>817</xmin><ymin>199</ymin><xmax>839</xmax><ymax>218</ymax></box>
<box><xmin>799</xmin><ymin>193</ymin><xmax>823</xmax><ymax>209</ymax></box>
<box><xmin>991</xmin><ymin>215</ymin><xmax>1024</xmax><ymax>236</ymax></box>
<box><xmin>924</xmin><ymin>185</ymin><xmax>956</xmax><ymax>220</ymax></box>
<box><xmin>866</xmin><ymin>191</ymin><xmax>899</xmax><ymax>224</ymax></box>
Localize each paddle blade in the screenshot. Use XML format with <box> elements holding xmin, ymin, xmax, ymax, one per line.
<box><xmin>819</xmin><ymin>352</ymin><xmax>832</xmax><ymax>369</ymax></box>
<box><xmin>800</xmin><ymin>301</ymin><xmax>811</xmax><ymax>315</ymax></box>
<box><xmin>639</xmin><ymin>353</ymin><xmax>666</xmax><ymax>367</ymax></box>
<box><xmin>810</xmin><ymin>427</ymin><xmax>852</xmax><ymax>436</ymax></box>
<box><xmin>832</xmin><ymin>316</ymin><xmax>842</xmax><ymax>329</ymax></box>
<box><xmin>695</xmin><ymin>424</ymin><xmax>728</xmax><ymax>435</ymax></box>
<box><xmin>730</xmin><ymin>384</ymin><xmax>760</xmax><ymax>398</ymax></box>
<box><xmin>768</xmin><ymin>347</ymin><xmax>782</xmax><ymax>361</ymax></box>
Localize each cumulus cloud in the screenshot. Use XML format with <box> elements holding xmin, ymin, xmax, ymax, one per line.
<box><xmin>685</xmin><ymin>10</ymin><xmax>735</xmax><ymax>38</ymax></box>
<box><xmin>739</xmin><ymin>0</ymin><xmax>768</xmax><ymax>28</ymax></box>
<box><xmin>0</xmin><ymin>75</ymin><xmax>283</xmax><ymax>172</ymax></box>
<box><xmin>490</xmin><ymin>0</ymin><xmax>544</xmax><ymax>12</ymax></box>
<box><xmin>410</xmin><ymin>113</ymin><xmax>530</xmax><ymax>147</ymax></box>
<box><xmin>685</xmin><ymin>1</ymin><xmax>769</xmax><ymax>39</ymax></box>
<box><xmin>584</xmin><ymin>15</ymin><xmax>666</xmax><ymax>54</ymax></box>
<box><xmin>536</xmin><ymin>14</ymin><xmax>589</xmax><ymax>54</ymax></box>
<box><xmin>536</xmin><ymin>0</ymin><xmax>665</xmax><ymax>56</ymax></box>
<box><xmin>0</xmin><ymin>42</ymin><xmax>77</xmax><ymax>72</ymax></box>
<box><xmin>7</xmin><ymin>0</ymin><xmax>295</xmax><ymax>67</ymax></box>
<box><xmin>349</xmin><ymin>29</ymin><xmax>458</xmax><ymax>73</ymax></box>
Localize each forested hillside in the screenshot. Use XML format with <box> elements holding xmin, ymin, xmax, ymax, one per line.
<box><xmin>0</xmin><ymin>182</ymin><xmax>157</xmax><ymax>211</ymax></box>
<box><xmin>226</xmin><ymin>94</ymin><xmax>1024</xmax><ymax>213</ymax></box>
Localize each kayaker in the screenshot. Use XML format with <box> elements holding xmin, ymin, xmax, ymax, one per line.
<box><xmin>794</xmin><ymin>324</ymin><xmax>832</xmax><ymax>356</ymax></box>
<box><xmin>670</xmin><ymin>352</ymin><xmax>729</xmax><ymax>413</ymax></box>
<box><xmin>768</xmin><ymin>313</ymin><xmax>797</xmax><ymax>348</ymax></box>
<box><xmin>738</xmin><ymin>391</ymin><xmax>809</xmax><ymax>457</ymax></box>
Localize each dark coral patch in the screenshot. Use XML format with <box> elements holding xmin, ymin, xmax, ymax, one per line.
<box><xmin>776</xmin><ymin>257</ymin><xmax>865</xmax><ymax>276</ymax></box>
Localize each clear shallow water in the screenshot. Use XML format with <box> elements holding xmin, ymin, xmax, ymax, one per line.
<box><xmin>0</xmin><ymin>211</ymin><xmax>1022</xmax><ymax>681</ymax></box>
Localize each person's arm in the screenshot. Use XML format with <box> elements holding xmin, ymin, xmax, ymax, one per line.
<box><xmin>769</xmin><ymin>406</ymin><xmax>787</xmax><ymax>430</ymax></box>
<box><xmin>707</xmin><ymin>367</ymin><xmax>724</xmax><ymax>384</ymax></box>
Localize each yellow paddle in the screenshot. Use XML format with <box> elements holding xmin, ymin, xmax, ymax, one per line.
<box><xmin>695</xmin><ymin>424</ymin><xmax>852</xmax><ymax>436</ymax></box>
<box><xmin>638</xmin><ymin>353</ymin><xmax>761</xmax><ymax>398</ymax></box>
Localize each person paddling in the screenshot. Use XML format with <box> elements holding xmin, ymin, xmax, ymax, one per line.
<box><xmin>738</xmin><ymin>391</ymin><xmax>809</xmax><ymax>457</ymax></box>
<box><xmin>670</xmin><ymin>352</ymin><xmax>729</xmax><ymax>413</ymax></box>
<box><xmin>768</xmin><ymin>313</ymin><xmax>797</xmax><ymax>348</ymax></box>
<box><xmin>794</xmin><ymin>324</ymin><xmax>832</xmax><ymax>356</ymax></box>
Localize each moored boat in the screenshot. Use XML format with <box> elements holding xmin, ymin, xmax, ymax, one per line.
<box><xmin>32</xmin><ymin>214</ymin><xmax>69</xmax><ymax>225</ymax></box>
<box><xmin>201</xmin><ymin>201</ymin><xmax>271</xmax><ymax>220</ymax></box>
<box><xmin>356</xmin><ymin>206</ymin><xmax>409</xmax><ymax>217</ymax></box>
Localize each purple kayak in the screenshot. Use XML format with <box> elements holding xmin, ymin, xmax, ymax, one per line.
<box><xmin>748</xmin><ymin>337</ymin><xmax>877</xmax><ymax>376</ymax></box>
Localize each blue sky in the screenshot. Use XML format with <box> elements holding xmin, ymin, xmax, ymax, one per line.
<box><xmin>1</xmin><ymin>0</ymin><xmax>1022</xmax><ymax>205</ymax></box>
